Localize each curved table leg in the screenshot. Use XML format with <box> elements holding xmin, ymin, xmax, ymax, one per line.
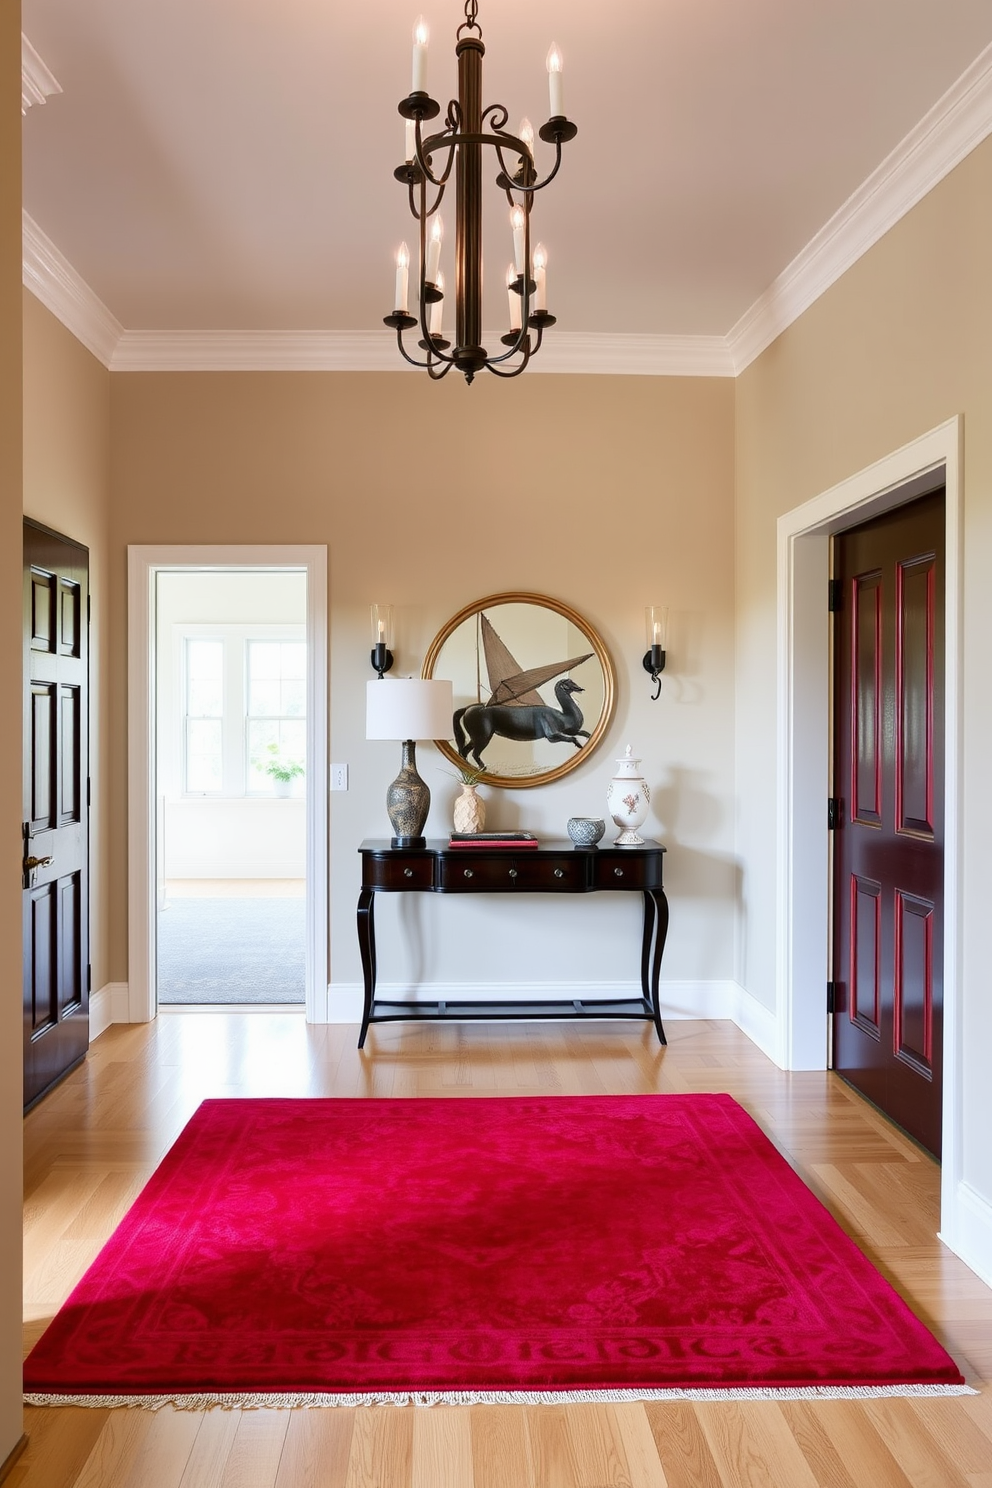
<box><xmin>647</xmin><ymin>888</ymin><xmax>669</xmax><ymax>1045</ymax></box>
<box><xmin>357</xmin><ymin>887</ymin><xmax>376</xmax><ymax>1049</ymax></box>
<box><xmin>640</xmin><ymin>890</ymin><xmax>657</xmax><ymax>1004</ymax></box>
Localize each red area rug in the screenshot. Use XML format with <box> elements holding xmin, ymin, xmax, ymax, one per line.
<box><xmin>24</xmin><ymin>1094</ymin><xmax>965</xmax><ymax>1405</ymax></box>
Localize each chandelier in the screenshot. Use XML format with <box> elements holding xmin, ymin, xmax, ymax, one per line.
<box><xmin>384</xmin><ymin>0</ymin><xmax>577</xmax><ymax>384</ymax></box>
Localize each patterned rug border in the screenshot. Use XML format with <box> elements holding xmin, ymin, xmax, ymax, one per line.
<box><xmin>25</xmin><ymin>1384</ymin><xmax>978</xmax><ymax>1410</ymax></box>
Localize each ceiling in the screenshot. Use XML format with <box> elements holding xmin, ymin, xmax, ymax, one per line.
<box><xmin>19</xmin><ymin>0</ymin><xmax>992</xmax><ymax>354</ymax></box>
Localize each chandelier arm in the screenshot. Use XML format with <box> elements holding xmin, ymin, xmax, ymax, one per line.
<box><xmin>414</xmin><ymin>119</ymin><xmax>458</xmax><ymax>189</ymax></box>
<box><xmin>513</xmin><ymin>139</ymin><xmax>565</xmax><ymax>194</ymax></box>
<box><xmin>426</xmin><ymin>357</ymin><xmax>455</xmax><ymax>380</ymax></box>
<box><xmin>392</xmin><ymin>331</ymin><xmax>436</xmax><ymax>371</ymax></box>
<box><xmin>484</xmin><ymin>343</ymin><xmax>533</xmax><ymax>378</ymax></box>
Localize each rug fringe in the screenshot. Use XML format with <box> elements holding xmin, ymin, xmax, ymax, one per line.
<box><xmin>23</xmin><ymin>1383</ymin><xmax>977</xmax><ymax>1411</ymax></box>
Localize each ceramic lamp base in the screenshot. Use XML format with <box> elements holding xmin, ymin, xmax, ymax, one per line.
<box><xmin>386</xmin><ymin>740</ymin><xmax>431</xmax><ymax>846</ymax></box>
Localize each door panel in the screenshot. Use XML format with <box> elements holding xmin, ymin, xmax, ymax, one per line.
<box><xmin>832</xmin><ymin>490</ymin><xmax>944</xmax><ymax>1158</ymax></box>
<box><xmin>23</xmin><ymin>520</ymin><xmax>90</xmax><ymax>1108</ymax></box>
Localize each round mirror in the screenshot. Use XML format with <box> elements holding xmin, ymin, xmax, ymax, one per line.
<box><xmin>422</xmin><ymin>592</ymin><xmax>616</xmax><ymax>788</ymax></box>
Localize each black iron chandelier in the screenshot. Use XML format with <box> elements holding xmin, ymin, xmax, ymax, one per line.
<box><xmin>384</xmin><ymin>0</ymin><xmax>577</xmax><ymax>383</ymax></box>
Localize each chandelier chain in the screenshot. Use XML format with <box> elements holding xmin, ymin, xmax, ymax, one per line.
<box><xmin>457</xmin><ymin>0</ymin><xmax>481</xmax><ymax>39</ymax></box>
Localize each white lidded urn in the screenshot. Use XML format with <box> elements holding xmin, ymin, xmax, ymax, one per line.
<box><xmin>607</xmin><ymin>745</ymin><xmax>650</xmax><ymax>846</ymax></box>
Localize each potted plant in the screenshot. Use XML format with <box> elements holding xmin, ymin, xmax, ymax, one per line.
<box><xmin>257</xmin><ymin>743</ymin><xmax>305</xmax><ymax>797</ymax></box>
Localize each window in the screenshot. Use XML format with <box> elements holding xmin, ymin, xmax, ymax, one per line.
<box><xmin>246</xmin><ymin>641</ymin><xmax>307</xmax><ymax>792</ymax></box>
<box><xmin>184</xmin><ymin>639</ymin><xmax>224</xmax><ymax>792</ymax></box>
<box><xmin>179</xmin><ymin>629</ymin><xmax>306</xmax><ymax>796</ymax></box>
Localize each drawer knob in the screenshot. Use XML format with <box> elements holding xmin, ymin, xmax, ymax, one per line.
<box><xmin>554</xmin><ymin>867</ymin><xmax>564</xmax><ymax>878</ymax></box>
<box><xmin>404</xmin><ymin>867</ymin><xmax>414</xmax><ymax>878</ymax></box>
<box><xmin>463</xmin><ymin>868</ymin><xmax>474</xmax><ymax>879</ymax></box>
<box><xmin>614</xmin><ymin>867</ymin><xmax>624</xmax><ymax>877</ymax></box>
<box><xmin>508</xmin><ymin>868</ymin><xmax>518</xmax><ymax>879</ymax></box>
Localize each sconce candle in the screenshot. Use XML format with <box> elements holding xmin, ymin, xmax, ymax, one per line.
<box><xmin>370</xmin><ymin>603</ymin><xmax>395</xmax><ymax>679</ymax></box>
<box><xmin>643</xmin><ymin>606</ymin><xmax>668</xmax><ymax>700</ymax></box>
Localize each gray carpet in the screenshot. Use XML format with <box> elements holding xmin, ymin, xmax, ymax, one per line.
<box><xmin>157</xmin><ymin>897</ymin><xmax>305</xmax><ymax>1004</ymax></box>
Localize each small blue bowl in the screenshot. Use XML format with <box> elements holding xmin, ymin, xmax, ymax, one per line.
<box><xmin>567</xmin><ymin>816</ymin><xmax>606</xmax><ymax>846</ymax></box>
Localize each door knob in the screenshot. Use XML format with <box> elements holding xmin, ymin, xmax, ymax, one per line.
<box><xmin>24</xmin><ymin>855</ymin><xmax>54</xmax><ymax>870</ymax></box>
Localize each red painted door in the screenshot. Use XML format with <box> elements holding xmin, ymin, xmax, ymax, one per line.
<box><xmin>23</xmin><ymin>520</ymin><xmax>90</xmax><ymax>1109</ymax></box>
<box><xmin>832</xmin><ymin>490</ymin><xmax>944</xmax><ymax>1158</ymax></box>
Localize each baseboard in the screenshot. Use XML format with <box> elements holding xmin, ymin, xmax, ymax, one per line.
<box><xmin>89</xmin><ymin>982</ymin><xmax>130</xmax><ymax>1040</ymax></box>
<box><xmin>730</xmin><ymin>982</ymin><xmax>782</xmax><ymax>1065</ymax></box>
<box><xmin>941</xmin><ymin>1181</ymin><xmax>992</xmax><ymax>1290</ymax></box>
<box><xmin>0</xmin><ymin>1435</ymin><xmax>27</xmax><ymax>1486</ymax></box>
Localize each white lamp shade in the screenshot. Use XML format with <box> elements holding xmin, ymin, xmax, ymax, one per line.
<box><xmin>366</xmin><ymin>678</ymin><xmax>454</xmax><ymax>741</ymax></box>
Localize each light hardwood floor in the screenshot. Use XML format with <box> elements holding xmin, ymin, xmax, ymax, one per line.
<box><xmin>16</xmin><ymin>1014</ymin><xmax>992</xmax><ymax>1488</ymax></box>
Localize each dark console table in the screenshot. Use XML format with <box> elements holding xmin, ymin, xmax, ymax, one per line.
<box><xmin>356</xmin><ymin>837</ymin><xmax>668</xmax><ymax>1049</ymax></box>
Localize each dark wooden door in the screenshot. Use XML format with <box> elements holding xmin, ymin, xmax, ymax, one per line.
<box><xmin>832</xmin><ymin>490</ymin><xmax>944</xmax><ymax>1158</ymax></box>
<box><xmin>23</xmin><ymin>520</ymin><xmax>90</xmax><ymax>1109</ymax></box>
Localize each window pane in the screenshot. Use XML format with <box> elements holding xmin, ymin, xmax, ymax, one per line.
<box><xmin>281</xmin><ymin>643</ymin><xmax>306</xmax><ymax>680</ymax></box>
<box><xmin>188</xmin><ymin>677</ymin><xmax>223</xmax><ymax>717</ymax></box>
<box><xmin>248</xmin><ymin>643</ymin><xmax>282</xmax><ymax>681</ymax></box>
<box><xmin>187</xmin><ymin>639</ymin><xmax>223</xmax><ymax>685</ymax></box>
<box><xmin>248</xmin><ymin>679</ymin><xmax>281</xmax><ymax>718</ymax></box>
<box><xmin>248</xmin><ymin>720</ymin><xmax>306</xmax><ymax>792</ymax></box>
<box><xmin>247</xmin><ymin>641</ymin><xmax>307</xmax><ymax>717</ymax></box>
<box><xmin>281</xmin><ymin>679</ymin><xmax>306</xmax><ymax>717</ymax></box>
<box><xmin>186</xmin><ymin>719</ymin><xmax>223</xmax><ymax>792</ymax></box>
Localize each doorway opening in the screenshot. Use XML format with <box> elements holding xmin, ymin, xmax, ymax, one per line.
<box><xmin>156</xmin><ymin>570</ymin><xmax>307</xmax><ymax>1007</ymax></box>
<box><xmin>128</xmin><ymin>546</ymin><xmax>328</xmax><ymax>1024</ymax></box>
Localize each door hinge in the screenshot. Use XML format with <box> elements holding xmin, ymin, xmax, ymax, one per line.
<box><xmin>827</xmin><ymin>796</ymin><xmax>840</xmax><ymax>830</ymax></box>
<box><xmin>827</xmin><ymin>980</ymin><xmax>837</xmax><ymax>1014</ymax></box>
<box><xmin>828</xmin><ymin>578</ymin><xmax>843</xmax><ymax>612</ymax></box>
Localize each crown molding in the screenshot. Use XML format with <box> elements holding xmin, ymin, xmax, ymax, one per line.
<box><xmin>109</xmin><ymin>328</ymin><xmax>734</xmax><ymax>376</ymax></box>
<box><xmin>22</xmin><ymin>34</ymin><xmax>61</xmax><ymax>115</ymax></box>
<box><xmin>727</xmin><ymin>38</ymin><xmax>992</xmax><ymax>374</ymax></box>
<box><xmin>22</xmin><ymin>213</ymin><xmax>122</xmax><ymax>367</ymax></box>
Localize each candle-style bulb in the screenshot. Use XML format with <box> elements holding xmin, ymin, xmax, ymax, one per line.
<box><xmin>430</xmin><ymin>270</ymin><xmax>445</xmax><ymax>336</ymax></box>
<box><xmin>546</xmin><ymin>42</ymin><xmax>564</xmax><ymax>118</ymax></box>
<box><xmin>506</xmin><ymin>264</ymin><xmax>521</xmax><ymax>331</ymax></box>
<box><xmin>533</xmin><ymin>242</ymin><xmax>548</xmax><ymax>311</ymax></box>
<box><xmin>510</xmin><ymin>205</ymin><xmax>527</xmax><ymax>277</ymax></box>
<box><xmin>519</xmin><ymin>118</ymin><xmax>534</xmax><ymax>157</ymax></box>
<box><xmin>426</xmin><ymin>214</ymin><xmax>444</xmax><ymax>284</ymax></box>
<box><xmin>394</xmin><ymin>241</ymin><xmax>410</xmax><ymax>314</ymax></box>
<box><xmin>412</xmin><ymin>16</ymin><xmax>429</xmax><ymax>93</ymax></box>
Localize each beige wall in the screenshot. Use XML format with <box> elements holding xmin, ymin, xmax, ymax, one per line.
<box><xmin>22</xmin><ymin>293</ymin><xmax>112</xmax><ymax>990</ymax></box>
<box><xmin>109</xmin><ymin>372</ymin><xmax>737</xmax><ymax>996</ymax></box>
<box><xmin>0</xmin><ymin>0</ymin><xmax>23</xmax><ymax>1463</ymax></box>
<box><xmin>736</xmin><ymin>135</ymin><xmax>992</xmax><ymax>1202</ymax></box>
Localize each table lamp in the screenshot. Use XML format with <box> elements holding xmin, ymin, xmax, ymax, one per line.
<box><xmin>366</xmin><ymin>678</ymin><xmax>454</xmax><ymax>846</ymax></box>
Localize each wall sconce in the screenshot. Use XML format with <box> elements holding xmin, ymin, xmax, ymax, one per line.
<box><xmin>371</xmin><ymin>603</ymin><xmax>394</xmax><ymax>679</ymax></box>
<box><xmin>642</xmin><ymin>606</ymin><xmax>668</xmax><ymax>700</ymax></box>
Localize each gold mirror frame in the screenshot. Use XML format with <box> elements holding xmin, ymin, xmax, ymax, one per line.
<box><xmin>422</xmin><ymin>592</ymin><xmax>616</xmax><ymax>789</ymax></box>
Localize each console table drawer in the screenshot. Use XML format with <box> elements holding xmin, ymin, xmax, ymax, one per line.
<box><xmin>364</xmin><ymin>854</ymin><xmax>435</xmax><ymax>890</ymax></box>
<box><xmin>438</xmin><ymin>854</ymin><xmax>585</xmax><ymax>891</ymax></box>
<box><xmin>592</xmin><ymin>853</ymin><xmax>663</xmax><ymax>891</ymax></box>
<box><xmin>439</xmin><ymin>856</ymin><xmax>533</xmax><ymax>890</ymax></box>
